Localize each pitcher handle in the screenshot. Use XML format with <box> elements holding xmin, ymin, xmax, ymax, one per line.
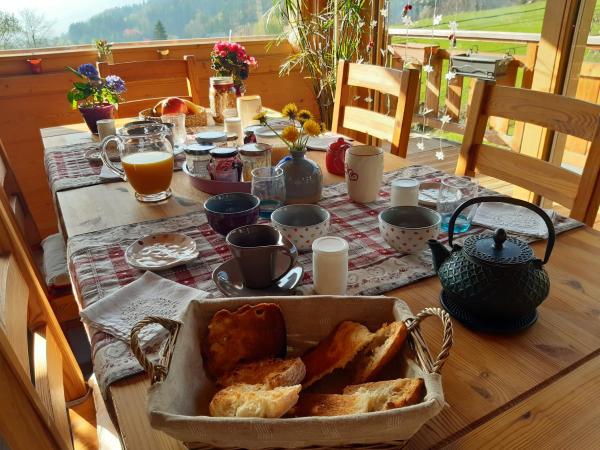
<box><xmin>100</xmin><ymin>135</ymin><xmax>126</xmax><ymax>180</ymax></box>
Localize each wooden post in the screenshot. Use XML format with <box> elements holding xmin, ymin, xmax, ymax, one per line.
<box><xmin>426</xmin><ymin>56</ymin><xmax>443</xmax><ymax>116</ymax></box>
<box><xmin>548</xmin><ymin>0</ymin><xmax>597</xmax><ymax>188</ymax></box>
<box><xmin>445</xmin><ymin>75</ymin><xmax>464</xmax><ymax>121</ymax></box>
<box><xmin>511</xmin><ymin>42</ymin><xmax>538</xmax><ymax>152</ymax></box>
<box><xmin>517</xmin><ymin>0</ymin><xmax>585</xmax><ymax>202</ymax></box>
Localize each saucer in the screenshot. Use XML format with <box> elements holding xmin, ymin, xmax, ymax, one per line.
<box><xmin>212</xmin><ymin>259</ymin><xmax>303</xmax><ymax>297</ymax></box>
<box><xmin>418</xmin><ymin>181</ymin><xmax>441</xmax><ymax>207</ymax></box>
<box><xmin>125</xmin><ymin>233</ymin><xmax>198</xmax><ymax>271</ymax></box>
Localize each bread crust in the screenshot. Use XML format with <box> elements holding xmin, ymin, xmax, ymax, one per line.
<box><xmin>343</xmin><ymin>378</ymin><xmax>424</xmax><ymax>410</ymax></box>
<box><xmin>292</xmin><ymin>393</ymin><xmax>368</xmax><ymax>417</ymax></box>
<box><xmin>217</xmin><ymin>358</ymin><xmax>306</xmax><ymax>388</ymax></box>
<box><xmin>209</xmin><ymin>383</ymin><xmax>301</xmax><ymax>418</ymax></box>
<box><xmin>352</xmin><ymin>321</ymin><xmax>408</xmax><ymax>383</ymax></box>
<box><xmin>202</xmin><ymin>303</ymin><xmax>287</xmax><ymax>378</ymax></box>
<box><xmin>301</xmin><ymin>321</ymin><xmax>374</xmax><ymax>388</ymax></box>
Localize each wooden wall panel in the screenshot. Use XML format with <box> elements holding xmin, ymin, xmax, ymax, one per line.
<box><xmin>0</xmin><ymin>38</ymin><xmax>317</xmax><ymax>237</ymax></box>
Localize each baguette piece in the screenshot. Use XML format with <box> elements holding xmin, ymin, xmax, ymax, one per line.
<box><xmin>202</xmin><ymin>303</ymin><xmax>286</xmax><ymax>378</ymax></box>
<box><xmin>343</xmin><ymin>378</ymin><xmax>424</xmax><ymax>410</ymax></box>
<box><xmin>302</xmin><ymin>321</ymin><xmax>374</xmax><ymax>388</ymax></box>
<box><xmin>209</xmin><ymin>383</ymin><xmax>301</xmax><ymax>418</ymax></box>
<box><xmin>352</xmin><ymin>321</ymin><xmax>408</xmax><ymax>383</ymax></box>
<box><xmin>217</xmin><ymin>358</ymin><xmax>306</xmax><ymax>388</ymax></box>
<box><xmin>292</xmin><ymin>393</ymin><xmax>369</xmax><ymax>417</ymax></box>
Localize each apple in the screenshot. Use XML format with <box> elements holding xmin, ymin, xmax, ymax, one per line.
<box><xmin>162</xmin><ymin>97</ymin><xmax>188</xmax><ymax>115</ymax></box>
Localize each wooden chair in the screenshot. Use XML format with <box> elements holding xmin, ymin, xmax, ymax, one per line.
<box><xmin>98</xmin><ymin>55</ymin><xmax>202</xmax><ymax>118</ymax></box>
<box><xmin>457</xmin><ymin>79</ymin><xmax>600</xmax><ymax>226</ymax></box>
<box><xmin>0</xmin><ymin>140</ymin><xmax>77</xmax><ymax>323</ymax></box>
<box><xmin>331</xmin><ymin>60</ymin><xmax>420</xmax><ymax>157</ymax></box>
<box><xmin>0</xmin><ymin>178</ymin><xmax>97</xmax><ymax>449</ymax></box>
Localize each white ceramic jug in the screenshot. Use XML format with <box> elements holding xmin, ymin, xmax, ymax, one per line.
<box><xmin>344</xmin><ymin>145</ymin><xmax>384</xmax><ymax>203</ymax></box>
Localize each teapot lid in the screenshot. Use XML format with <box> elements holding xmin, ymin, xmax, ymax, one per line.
<box><xmin>463</xmin><ymin>228</ymin><xmax>533</xmax><ymax>265</ymax></box>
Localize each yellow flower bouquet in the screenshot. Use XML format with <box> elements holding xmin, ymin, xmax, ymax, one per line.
<box><xmin>254</xmin><ymin>103</ymin><xmax>325</xmax><ymax>152</ymax></box>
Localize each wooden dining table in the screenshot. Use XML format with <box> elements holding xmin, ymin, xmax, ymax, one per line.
<box><xmin>41</xmin><ymin>120</ymin><xmax>600</xmax><ymax>449</ymax></box>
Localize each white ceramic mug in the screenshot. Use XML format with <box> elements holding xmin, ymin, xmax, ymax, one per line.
<box><xmin>344</xmin><ymin>145</ymin><xmax>384</xmax><ymax>203</ymax></box>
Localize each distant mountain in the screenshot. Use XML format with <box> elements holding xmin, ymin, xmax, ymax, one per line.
<box><xmin>65</xmin><ymin>0</ymin><xmax>277</xmax><ymax>44</ymax></box>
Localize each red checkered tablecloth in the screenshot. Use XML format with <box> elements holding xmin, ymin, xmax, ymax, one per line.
<box><xmin>66</xmin><ymin>165</ymin><xmax>582</xmax><ymax>395</ymax></box>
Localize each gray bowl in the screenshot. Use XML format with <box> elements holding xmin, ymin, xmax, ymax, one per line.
<box><xmin>271</xmin><ymin>204</ymin><xmax>330</xmax><ymax>251</ymax></box>
<box><xmin>379</xmin><ymin>206</ymin><xmax>441</xmax><ymax>254</ymax></box>
<box><xmin>204</xmin><ymin>192</ymin><xmax>260</xmax><ymax>236</ymax></box>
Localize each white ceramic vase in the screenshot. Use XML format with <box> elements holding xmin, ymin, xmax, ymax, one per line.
<box><xmin>344</xmin><ymin>145</ymin><xmax>384</xmax><ymax>203</ymax></box>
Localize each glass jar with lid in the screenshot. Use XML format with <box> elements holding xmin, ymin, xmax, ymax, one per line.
<box><xmin>183</xmin><ymin>144</ymin><xmax>214</xmax><ymax>179</ymax></box>
<box><xmin>239</xmin><ymin>143</ymin><xmax>272</xmax><ymax>182</ymax></box>
<box><xmin>209</xmin><ymin>76</ymin><xmax>237</xmax><ymax>124</ymax></box>
<box><xmin>208</xmin><ymin>148</ymin><xmax>242</xmax><ymax>182</ymax></box>
<box><xmin>196</xmin><ymin>131</ymin><xmax>227</xmax><ymax>147</ymax></box>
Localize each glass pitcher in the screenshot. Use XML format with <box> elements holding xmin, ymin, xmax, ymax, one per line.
<box><xmin>101</xmin><ymin>123</ymin><xmax>174</xmax><ymax>202</ymax></box>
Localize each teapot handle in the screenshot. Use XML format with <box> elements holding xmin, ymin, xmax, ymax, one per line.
<box><xmin>447</xmin><ymin>195</ymin><xmax>556</xmax><ymax>265</ymax></box>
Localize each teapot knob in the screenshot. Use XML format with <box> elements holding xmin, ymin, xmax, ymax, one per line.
<box><xmin>493</xmin><ymin>228</ymin><xmax>507</xmax><ymax>250</ymax></box>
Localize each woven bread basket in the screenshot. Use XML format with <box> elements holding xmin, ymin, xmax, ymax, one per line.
<box><xmin>139</xmin><ymin>107</ymin><xmax>209</xmax><ymax>127</ymax></box>
<box><xmin>131</xmin><ymin>296</ymin><xmax>453</xmax><ymax>449</ymax></box>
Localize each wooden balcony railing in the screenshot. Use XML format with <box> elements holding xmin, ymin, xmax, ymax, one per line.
<box><xmin>387</xmin><ymin>28</ymin><xmax>600</xmax><ymax>153</ymax></box>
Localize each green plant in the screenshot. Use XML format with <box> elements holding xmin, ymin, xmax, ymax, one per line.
<box><xmin>94</xmin><ymin>39</ymin><xmax>112</xmax><ymax>58</ymax></box>
<box><xmin>66</xmin><ymin>63</ymin><xmax>126</xmax><ymax>108</ymax></box>
<box><xmin>266</xmin><ymin>0</ymin><xmax>369</xmax><ymax>126</ymax></box>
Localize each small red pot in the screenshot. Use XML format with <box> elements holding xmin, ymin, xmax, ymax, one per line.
<box><xmin>326</xmin><ymin>137</ymin><xmax>351</xmax><ymax>176</ymax></box>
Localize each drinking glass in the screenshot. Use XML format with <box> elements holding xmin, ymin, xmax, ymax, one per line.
<box><xmin>101</xmin><ymin>123</ymin><xmax>174</xmax><ymax>202</ymax></box>
<box><xmin>161</xmin><ymin>113</ymin><xmax>186</xmax><ymax>146</ymax></box>
<box><xmin>437</xmin><ymin>176</ymin><xmax>479</xmax><ymax>233</ymax></box>
<box><xmin>236</xmin><ymin>95</ymin><xmax>262</xmax><ymax>129</ymax></box>
<box><xmin>251</xmin><ymin>167</ymin><xmax>285</xmax><ymax>219</ymax></box>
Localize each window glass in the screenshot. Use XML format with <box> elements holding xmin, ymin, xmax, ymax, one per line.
<box><xmin>0</xmin><ymin>0</ymin><xmax>278</xmax><ymax>50</ymax></box>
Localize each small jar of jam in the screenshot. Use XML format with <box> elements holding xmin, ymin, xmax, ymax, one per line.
<box><xmin>208</xmin><ymin>148</ymin><xmax>242</xmax><ymax>182</ymax></box>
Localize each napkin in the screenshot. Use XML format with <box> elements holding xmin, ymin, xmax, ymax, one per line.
<box><xmin>80</xmin><ymin>271</ymin><xmax>209</xmax><ymax>347</ymax></box>
<box><xmin>99</xmin><ymin>163</ymin><xmax>121</xmax><ymax>180</ymax></box>
<box><xmin>472</xmin><ymin>202</ymin><xmax>557</xmax><ymax>238</ymax></box>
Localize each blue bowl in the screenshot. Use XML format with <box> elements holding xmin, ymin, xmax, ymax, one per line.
<box><xmin>204</xmin><ymin>192</ymin><xmax>260</xmax><ymax>236</ymax></box>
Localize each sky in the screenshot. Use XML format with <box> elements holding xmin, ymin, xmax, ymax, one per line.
<box><xmin>2</xmin><ymin>0</ymin><xmax>145</xmax><ymax>34</ymax></box>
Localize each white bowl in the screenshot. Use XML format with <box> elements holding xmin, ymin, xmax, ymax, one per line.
<box><xmin>271</xmin><ymin>204</ymin><xmax>330</xmax><ymax>251</ymax></box>
<box><xmin>379</xmin><ymin>206</ymin><xmax>441</xmax><ymax>254</ymax></box>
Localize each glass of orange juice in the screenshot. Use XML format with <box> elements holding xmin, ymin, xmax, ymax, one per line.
<box><xmin>100</xmin><ymin>123</ymin><xmax>174</xmax><ymax>202</ymax></box>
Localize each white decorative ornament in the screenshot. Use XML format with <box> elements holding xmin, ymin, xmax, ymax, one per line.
<box><xmin>370</xmin><ymin>19</ymin><xmax>378</xmax><ymax>28</ymax></box>
<box><xmin>364</xmin><ymin>97</ymin><xmax>374</xmax><ymax>104</ymax></box>
<box><xmin>449</xmin><ymin>21</ymin><xmax>459</xmax><ymax>32</ymax></box>
<box><xmin>402</xmin><ymin>16</ymin><xmax>413</xmax><ymax>27</ymax></box>
<box><xmin>433</xmin><ymin>15</ymin><xmax>443</xmax><ymax>26</ymax></box>
<box><xmin>353</xmin><ymin>95</ymin><xmax>361</xmax><ymax>101</ymax></box>
<box><xmin>380</xmin><ymin>48</ymin><xmax>386</xmax><ymax>57</ymax></box>
<box><xmin>380</xmin><ymin>8</ymin><xmax>388</xmax><ymax>18</ymax></box>
<box><xmin>440</xmin><ymin>114</ymin><xmax>452</xmax><ymax>125</ymax></box>
<box><xmin>417</xmin><ymin>142</ymin><xmax>425</xmax><ymax>151</ymax></box>
<box><xmin>358</xmin><ymin>20</ymin><xmax>365</xmax><ymax>28</ymax></box>
<box><xmin>356</xmin><ymin>58</ymin><xmax>364</xmax><ymax>64</ymax></box>
<box><xmin>445</xmin><ymin>71</ymin><xmax>456</xmax><ymax>81</ymax></box>
<box><xmin>420</xmin><ymin>107</ymin><xmax>433</xmax><ymax>116</ymax></box>
<box><xmin>423</xmin><ymin>64</ymin><xmax>434</xmax><ymax>73</ymax></box>
<box><xmin>436</xmin><ymin>151</ymin><xmax>445</xmax><ymax>160</ymax></box>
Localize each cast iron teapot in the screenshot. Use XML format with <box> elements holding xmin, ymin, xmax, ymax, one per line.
<box><xmin>428</xmin><ymin>196</ymin><xmax>555</xmax><ymax>332</ymax></box>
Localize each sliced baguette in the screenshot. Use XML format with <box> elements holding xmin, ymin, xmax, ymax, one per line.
<box><xmin>209</xmin><ymin>383</ymin><xmax>301</xmax><ymax>418</ymax></box>
<box><xmin>302</xmin><ymin>321</ymin><xmax>374</xmax><ymax>388</ymax></box>
<box><xmin>292</xmin><ymin>393</ymin><xmax>369</xmax><ymax>417</ymax></box>
<box><xmin>352</xmin><ymin>321</ymin><xmax>408</xmax><ymax>383</ymax></box>
<box><xmin>343</xmin><ymin>378</ymin><xmax>424</xmax><ymax>410</ymax></box>
<box><xmin>217</xmin><ymin>358</ymin><xmax>306</xmax><ymax>388</ymax></box>
<box><xmin>201</xmin><ymin>303</ymin><xmax>287</xmax><ymax>378</ymax></box>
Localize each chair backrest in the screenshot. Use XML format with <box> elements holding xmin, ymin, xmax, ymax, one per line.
<box><xmin>0</xmin><ymin>140</ymin><xmax>40</xmax><ymax>246</ymax></box>
<box><xmin>457</xmin><ymin>80</ymin><xmax>600</xmax><ymax>226</ymax></box>
<box><xmin>98</xmin><ymin>55</ymin><xmax>202</xmax><ymax>118</ymax></box>
<box><xmin>0</xmin><ymin>164</ymin><xmax>87</xmax><ymax>449</ymax></box>
<box><xmin>331</xmin><ymin>60</ymin><xmax>420</xmax><ymax>157</ymax></box>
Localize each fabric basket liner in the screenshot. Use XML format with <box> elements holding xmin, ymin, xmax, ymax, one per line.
<box><xmin>141</xmin><ymin>295</ymin><xmax>450</xmax><ymax>449</ymax></box>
